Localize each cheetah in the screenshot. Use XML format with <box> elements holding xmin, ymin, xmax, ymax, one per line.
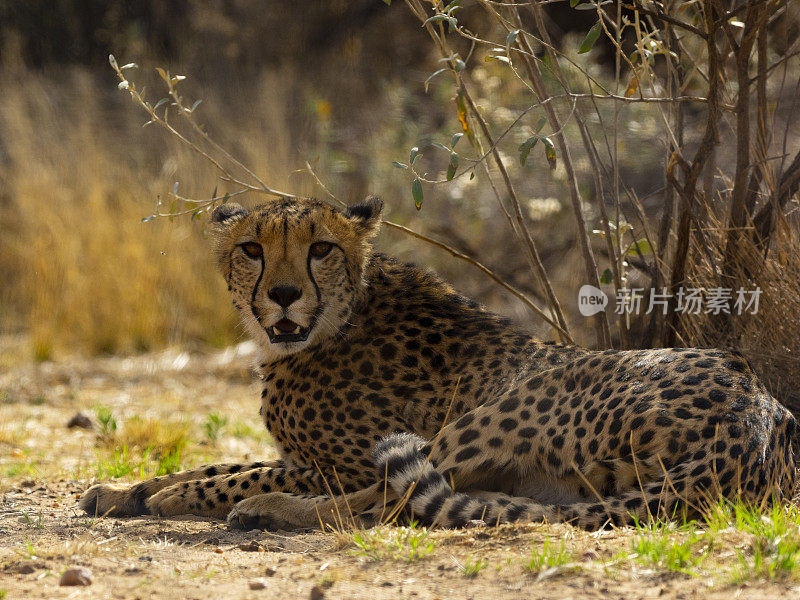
<box><xmin>79</xmin><ymin>196</ymin><xmax>796</xmax><ymax>530</ymax></box>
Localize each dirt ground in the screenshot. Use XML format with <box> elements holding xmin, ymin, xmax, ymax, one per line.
<box><xmin>2</xmin><ymin>335</ymin><xmax>800</xmax><ymax>599</ymax></box>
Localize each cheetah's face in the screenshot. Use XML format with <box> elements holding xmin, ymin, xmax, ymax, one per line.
<box><xmin>210</xmin><ymin>197</ymin><xmax>383</xmax><ymax>360</ymax></box>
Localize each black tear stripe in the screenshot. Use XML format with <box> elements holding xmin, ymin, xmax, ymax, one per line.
<box><xmin>305</xmin><ymin>249</ymin><xmax>323</xmax><ymax>303</ymax></box>
<box><xmin>250</xmin><ymin>252</ymin><xmax>265</xmax><ymax>325</ymax></box>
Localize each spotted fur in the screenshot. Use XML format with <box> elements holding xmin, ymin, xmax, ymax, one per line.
<box><xmin>79</xmin><ymin>197</ymin><xmax>796</xmax><ymax>529</ymax></box>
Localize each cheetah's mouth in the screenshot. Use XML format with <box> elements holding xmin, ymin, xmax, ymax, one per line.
<box><xmin>266</xmin><ymin>317</ymin><xmax>311</xmax><ymax>343</ymax></box>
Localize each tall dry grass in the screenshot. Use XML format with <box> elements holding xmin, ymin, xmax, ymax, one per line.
<box><xmin>0</xmin><ymin>67</ymin><xmax>300</xmax><ymax>357</ymax></box>
<box><xmin>681</xmin><ymin>214</ymin><xmax>800</xmax><ymax>417</ymax></box>
<box><xmin>0</xmin><ymin>55</ymin><xmax>599</xmax><ymax>360</ymax></box>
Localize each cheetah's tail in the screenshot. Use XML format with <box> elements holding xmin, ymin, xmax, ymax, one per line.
<box><xmin>373</xmin><ymin>431</ymin><xmax>796</xmax><ymax>530</ymax></box>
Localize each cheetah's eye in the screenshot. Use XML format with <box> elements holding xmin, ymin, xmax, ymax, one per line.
<box><xmin>309</xmin><ymin>241</ymin><xmax>333</xmax><ymax>259</ymax></box>
<box><xmin>240</xmin><ymin>242</ymin><xmax>263</xmax><ymax>259</ymax></box>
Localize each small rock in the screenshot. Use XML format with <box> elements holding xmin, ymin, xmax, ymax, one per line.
<box><xmin>264</xmin><ymin>566</ymin><xmax>277</xmax><ymax>577</ymax></box>
<box><xmin>249</xmin><ymin>578</ymin><xmax>268</xmax><ymax>590</ymax></box>
<box><xmin>238</xmin><ymin>542</ymin><xmax>264</xmax><ymax>552</ymax></box>
<box><xmin>59</xmin><ymin>566</ymin><xmax>93</xmax><ymax>587</ymax></box>
<box><xmin>464</xmin><ymin>519</ymin><xmax>486</xmax><ymax>529</ymax></box>
<box><xmin>67</xmin><ymin>411</ymin><xmax>94</xmax><ymax>430</ymax></box>
<box><xmin>310</xmin><ymin>585</ymin><xmax>325</xmax><ymax>600</ymax></box>
<box><xmin>17</xmin><ymin>563</ymin><xmax>36</xmax><ymax>574</ymax></box>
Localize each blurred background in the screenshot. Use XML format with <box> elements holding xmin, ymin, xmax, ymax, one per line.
<box><xmin>0</xmin><ymin>0</ymin><xmax>798</xmax><ymax>362</ymax></box>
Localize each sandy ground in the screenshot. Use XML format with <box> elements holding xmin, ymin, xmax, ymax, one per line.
<box><xmin>2</xmin><ymin>336</ymin><xmax>800</xmax><ymax>599</ymax></box>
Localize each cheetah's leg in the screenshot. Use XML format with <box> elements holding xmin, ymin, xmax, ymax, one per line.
<box><xmin>374</xmin><ymin>432</ymin><xmax>796</xmax><ymax>529</ymax></box>
<box><xmin>146</xmin><ymin>465</ymin><xmax>336</xmax><ymax>519</ymax></box>
<box><xmin>78</xmin><ymin>460</ymin><xmax>282</xmax><ymax>517</ymax></box>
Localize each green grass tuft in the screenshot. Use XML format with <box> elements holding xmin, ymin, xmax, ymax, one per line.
<box><xmin>95</xmin><ymin>406</ymin><xmax>117</xmax><ymax>437</ymax></box>
<box><xmin>350</xmin><ymin>522</ymin><xmax>436</xmax><ymax>562</ymax></box>
<box><xmin>706</xmin><ymin>500</ymin><xmax>800</xmax><ymax>581</ymax></box>
<box><xmin>461</xmin><ymin>554</ymin><xmax>488</xmax><ymax>577</ymax></box>
<box><xmin>202</xmin><ymin>413</ymin><xmax>228</xmax><ymax>442</ymax></box>
<box><xmin>629</xmin><ymin>519</ymin><xmax>711</xmax><ymax>575</ymax></box>
<box><xmin>524</xmin><ymin>539</ymin><xmax>572</xmax><ymax>573</ymax></box>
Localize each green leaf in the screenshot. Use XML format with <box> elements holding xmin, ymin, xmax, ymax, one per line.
<box><xmin>578</xmin><ymin>21</ymin><xmax>603</xmax><ymax>54</ymax></box>
<box><xmin>424</xmin><ymin>67</ymin><xmax>448</xmax><ymax>93</ymax></box>
<box><xmin>453</xmin><ymin>58</ymin><xmax>466</xmax><ymax>72</ymax></box>
<box><xmin>444</xmin><ymin>0</ymin><xmax>461</xmax><ymax>11</ymax></box>
<box><xmin>542</xmin><ymin>136</ymin><xmax>557</xmax><ymax>169</ymax></box>
<box><xmin>431</xmin><ymin>142</ymin><xmax>450</xmax><ymax>152</ymax></box>
<box><xmin>382</xmin><ymin>0</ymin><xmax>391</xmax><ymax>4</ymax></box>
<box><xmin>534</xmin><ymin>116</ymin><xmax>547</xmax><ymax>132</ymax></box>
<box><xmin>626</xmin><ymin>239</ymin><xmax>654</xmax><ymax>256</ymax></box>
<box><xmin>600</xmin><ymin>268</ymin><xmax>613</xmax><ymax>284</ymax></box>
<box><xmin>570</xmin><ymin>0</ymin><xmax>582</xmax><ymax>6</ymax></box>
<box><xmin>451</xmin><ymin>133</ymin><xmax>463</xmax><ymax>148</ymax></box>
<box><xmin>141</xmin><ymin>215</ymin><xmax>156</xmax><ymax>223</ymax></box>
<box><xmin>108</xmin><ymin>54</ymin><xmax>118</xmax><ymax>69</ymax></box>
<box><xmin>412</xmin><ymin>178</ymin><xmax>424</xmax><ymax>210</ymax></box>
<box><xmin>485</xmin><ymin>55</ymin><xmax>510</xmax><ymax>64</ymax></box>
<box><xmin>469</xmin><ymin>171</ymin><xmax>475</xmax><ymax>180</ymax></box>
<box><xmin>392</xmin><ymin>161</ymin><xmax>409</xmax><ymax>169</ymax></box>
<box><xmin>410</xmin><ymin>147</ymin><xmax>421</xmax><ymax>165</ymax></box>
<box><xmin>153</xmin><ymin>98</ymin><xmax>168</xmax><ymax>111</ymax></box>
<box><xmin>519</xmin><ymin>136</ymin><xmax>539</xmax><ymax>166</ymax></box>
<box><xmin>424</xmin><ymin>14</ymin><xmax>449</xmax><ymax>25</ymax></box>
<box><xmin>506</xmin><ymin>29</ymin><xmax>519</xmax><ymax>46</ymax></box>
<box><xmin>446</xmin><ymin>153</ymin><xmax>458</xmax><ymax>181</ymax></box>
<box><xmin>121</xmin><ymin>62</ymin><xmax>138</xmax><ymax>70</ymax></box>
<box><xmin>575</xmin><ymin>2</ymin><xmax>599</xmax><ymax>8</ymax></box>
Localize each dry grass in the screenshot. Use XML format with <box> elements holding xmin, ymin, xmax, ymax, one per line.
<box><xmin>0</xmin><ymin>67</ymin><xmax>302</xmax><ymax>358</ymax></box>
<box><xmin>100</xmin><ymin>415</ymin><xmax>191</xmax><ymax>457</ymax></box>
<box><xmin>680</xmin><ymin>215</ymin><xmax>800</xmax><ymax>417</ymax></box>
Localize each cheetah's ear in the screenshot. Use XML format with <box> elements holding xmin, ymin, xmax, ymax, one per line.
<box><xmin>345</xmin><ymin>196</ymin><xmax>383</xmax><ymax>234</ymax></box>
<box><xmin>209</xmin><ymin>203</ymin><xmax>249</xmax><ymax>228</ymax></box>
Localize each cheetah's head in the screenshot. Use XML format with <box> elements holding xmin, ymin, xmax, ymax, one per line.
<box><xmin>210</xmin><ymin>196</ymin><xmax>383</xmax><ymax>360</ymax></box>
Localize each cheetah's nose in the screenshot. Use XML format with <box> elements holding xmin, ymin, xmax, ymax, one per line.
<box><xmin>268</xmin><ymin>285</ymin><xmax>302</xmax><ymax>308</ymax></box>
